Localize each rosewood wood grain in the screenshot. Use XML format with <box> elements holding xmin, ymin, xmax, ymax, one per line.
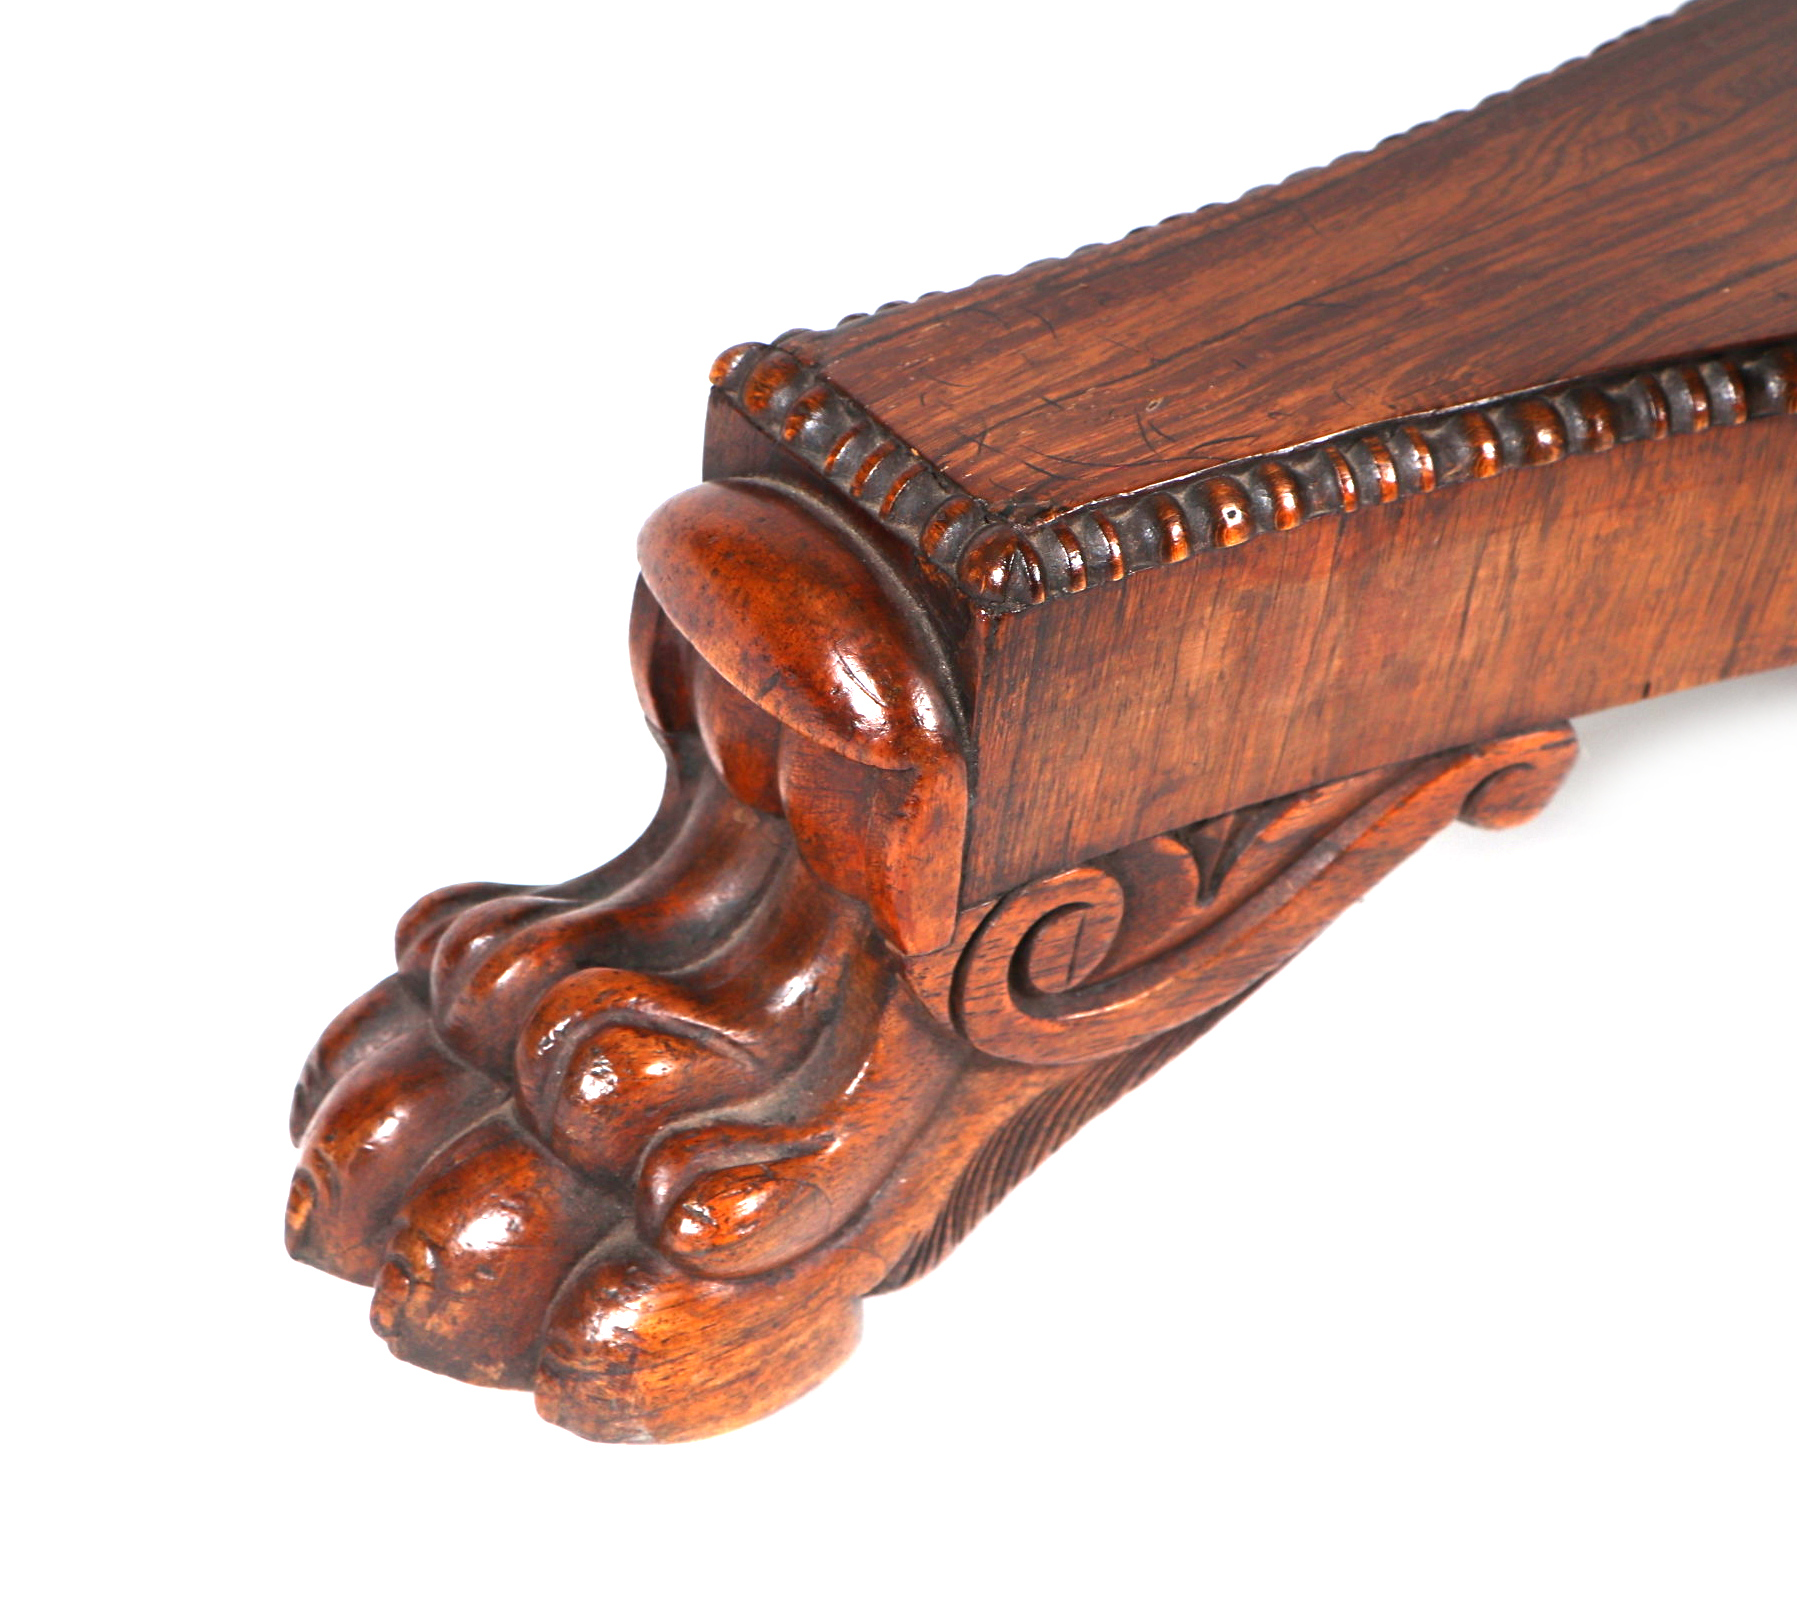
<box><xmin>964</xmin><ymin>413</ymin><xmax>1796</xmax><ymax>895</ymax></box>
<box><xmin>288</xmin><ymin>0</ymin><xmax>1797</xmax><ymax>1441</ymax></box>
<box><xmin>767</xmin><ymin>0</ymin><xmax>1797</xmax><ymax>525</ymax></box>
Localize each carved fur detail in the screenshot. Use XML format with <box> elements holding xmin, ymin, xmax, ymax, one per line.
<box><xmin>874</xmin><ymin>1001</ymin><xmax>1250</xmax><ymax>1295</ymax></box>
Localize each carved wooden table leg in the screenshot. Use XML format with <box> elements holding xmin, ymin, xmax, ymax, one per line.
<box><xmin>287</xmin><ymin>0</ymin><xmax>1797</xmax><ymax>1441</ymax></box>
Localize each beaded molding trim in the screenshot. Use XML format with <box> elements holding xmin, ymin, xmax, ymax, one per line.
<box><xmin>710</xmin><ymin>338</ymin><xmax>1797</xmax><ymax>613</ymax></box>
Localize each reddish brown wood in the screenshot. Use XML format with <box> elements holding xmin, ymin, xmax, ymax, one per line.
<box><xmin>289</xmin><ymin>0</ymin><xmax>1796</xmax><ymax>1441</ymax></box>
<box><xmin>289</xmin><ymin>543</ymin><xmax>1579</xmax><ymax>1438</ymax></box>
<box><xmin>773</xmin><ymin>0</ymin><xmax>1797</xmax><ymax>519</ymax></box>
<box><xmin>962</xmin><ymin>413</ymin><xmax>1796</xmax><ymax>894</ymax></box>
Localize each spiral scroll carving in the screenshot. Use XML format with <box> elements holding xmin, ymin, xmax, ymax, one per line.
<box><xmin>945</xmin><ymin>726</ymin><xmax>1579</xmax><ymax>1065</ymax></box>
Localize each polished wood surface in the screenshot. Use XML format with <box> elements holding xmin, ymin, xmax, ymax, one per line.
<box><xmin>289</xmin><ymin>0</ymin><xmax>1796</xmax><ymax>1440</ymax></box>
<box><xmin>964</xmin><ymin>409</ymin><xmax>1795</xmax><ymax>894</ymax></box>
<box><xmin>780</xmin><ymin>0</ymin><xmax>1796</xmax><ymax>518</ymax></box>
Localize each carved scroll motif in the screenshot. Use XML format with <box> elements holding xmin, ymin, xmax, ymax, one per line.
<box><xmin>934</xmin><ymin>726</ymin><xmax>1580</xmax><ymax>1061</ymax></box>
<box><xmin>862</xmin><ymin>726</ymin><xmax>1582</xmax><ymax>1290</ymax></box>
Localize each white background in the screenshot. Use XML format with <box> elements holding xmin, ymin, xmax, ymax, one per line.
<box><xmin>6</xmin><ymin>2</ymin><xmax>1793</xmax><ymax>1600</ymax></box>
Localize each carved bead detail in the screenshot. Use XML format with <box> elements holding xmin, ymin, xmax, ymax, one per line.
<box><xmin>1570</xmin><ymin>389</ymin><xmax>1617</xmax><ymax>451</ymax></box>
<box><xmin>1262</xmin><ymin>461</ymin><xmax>1305</xmax><ymax>528</ymax></box>
<box><xmin>1671</xmin><ymin>366</ymin><xmax>1711</xmax><ymax>432</ymax></box>
<box><xmin>959</xmin><ymin>529</ymin><xmax>1045</xmax><ymax>606</ymax></box>
<box><xmin>1712</xmin><ymin>361</ymin><xmax>1749</xmax><ymax>427</ymax></box>
<box><xmin>1516</xmin><ymin>400</ymin><xmax>1567</xmax><ymax>464</ymax></box>
<box><xmin>782</xmin><ymin>385</ymin><xmax>831</xmax><ymax>442</ymax></box>
<box><xmin>822</xmin><ymin>428</ymin><xmax>861</xmax><ymax>472</ymax></box>
<box><xmin>1771</xmin><ymin>347</ymin><xmax>1797</xmax><ymax>412</ymax></box>
<box><xmin>1150</xmin><ymin>494</ymin><xmax>1192</xmax><ymax>562</ymax></box>
<box><xmin>1200</xmin><ymin>477</ymin><xmax>1254</xmax><ymax>546</ymax></box>
<box><xmin>1053</xmin><ymin>526</ymin><xmax>1087</xmax><ymax>591</ymax></box>
<box><xmin>1401</xmin><ymin>428</ymin><xmax>1437</xmax><ymax>492</ymax></box>
<box><xmin>849</xmin><ymin>439</ymin><xmax>898</xmax><ymax>497</ymax></box>
<box><xmin>740</xmin><ymin>351</ymin><xmax>801</xmax><ymax>414</ymax></box>
<box><xmin>1638</xmin><ymin>374</ymin><xmax>1672</xmax><ymax>438</ymax></box>
<box><xmin>881</xmin><ymin>465</ymin><xmax>923</xmax><ymax>517</ymax></box>
<box><xmin>711</xmin><ymin>338</ymin><xmax>1797</xmax><ymax>611</ymax></box>
<box><xmin>709</xmin><ymin>342</ymin><xmax>759</xmax><ymax>386</ymax></box>
<box><xmin>1363</xmin><ymin>434</ymin><xmax>1401</xmax><ymax>501</ymax></box>
<box><xmin>913</xmin><ymin>498</ymin><xmax>972</xmax><ymax>563</ymax></box>
<box><xmin>1461</xmin><ymin>411</ymin><xmax>1503</xmax><ymax>477</ymax></box>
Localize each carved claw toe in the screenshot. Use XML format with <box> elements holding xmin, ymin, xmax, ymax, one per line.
<box><xmin>289</xmin><ymin>972</ymin><xmax>428</xmax><ymax>1142</ymax></box>
<box><xmin>394</xmin><ymin>879</ymin><xmax>522</xmax><ymax>986</ymax></box>
<box><xmin>288</xmin><ymin>1032</ymin><xmax>503</xmax><ymax>1283</ymax></box>
<box><xmin>424</xmin><ymin>774</ymin><xmax>785</xmax><ymax>1078</ymax></box>
<box><xmin>369</xmin><ymin>1114</ymin><xmax>621</xmax><ymax>1387</ymax></box>
<box><xmin>636</xmin><ymin>990</ymin><xmax>961</xmax><ymax>1279</ymax></box>
<box><xmin>534</xmin><ymin>1251</ymin><xmax>863</xmax><ymax>1443</ymax></box>
<box><xmin>516</xmin><ymin>999</ymin><xmax>770</xmax><ymax>1179</ymax></box>
<box><xmin>657</xmin><ymin>1164</ymin><xmax>836</xmax><ymax>1280</ymax></box>
<box><xmin>286</xmin><ymin>473</ymin><xmax>1584</xmax><ymax>1440</ymax></box>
